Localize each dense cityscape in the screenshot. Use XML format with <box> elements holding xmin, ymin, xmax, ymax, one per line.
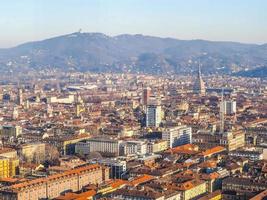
<box><xmin>1</xmin><ymin>1</ymin><xmax>267</xmax><ymax>200</ymax></box>
<box><xmin>0</xmin><ymin>67</ymin><xmax>265</xmax><ymax>200</ymax></box>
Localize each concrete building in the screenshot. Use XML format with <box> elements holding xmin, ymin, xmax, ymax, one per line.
<box><xmin>112</xmin><ymin>189</ymin><xmax>180</xmax><ymax>200</ymax></box>
<box><xmin>75</xmin><ymin>137</ymin><xmax>122</xmax><ymax>156</ymax></box>
<box><xmin>193</xmin><ymin>130</ymin><xmax>245</xmax><ymax>151</ymax></box>
<box><xmin>229</xmin><ymin>150</ymin><xmax>263</xmax><ymax>161</ymax></box>
<box><xmin>18</xmin><ymin>143</ymin><xmax>46</xmax><ymax>164</ymax></box>
<box><xmin>162</xmin><ymin>126</ymin><xmax>192</xmax><ymax>148</ymax></box>
<box><xmin>121</xmin><ymin>140</ymin><xmax>147</xmax><ymax>156</ymax></box>
<box><xmin>44</xmin><ymin>134</ymin><xmax>91</xmax><ymax>155</ymax></box>
<box><xmin>142</xmin><ymin>87</ymin><xmax>151</xmax><ymax>106</ymax></box>
<box><xmin>222</xmin><ymin>100</ymin><xmax>236</xmax><ymax>115</ymax></box>
<box><xmin>0</xmin><ymin>164</ymin><xmax>109</xmax><ymax>200</ymax></box>
<box><xmin>146</xmin><ymin>103</ymin><xmax>162</xmax><ymax>127</ymax></box>
<box><xmin>96</xmin><ymin>158</ymin><xmax>127</xmax><ymax>179</ymax></box>
<box><xmin>222</xmin><ymin>177</ymin><xmax>267</xmax><ymax>200</ymax></box>
<box><xmin>0</xmin><ymin>148</ymin><xmax>17</xmax><ymax>159</ymax></box>
<box><xmin>0</xmin><ymin>156</ymin><xmax>19</xmax><ymax>178</ymax></box>
<box><xmin>47</xmin><ymin>94</ymin><xmax>75</xmax><ymax>104</ymax></box>
<box><xmin>0</xmin><ymin>125</ymin><xmax>22</xmax><ymax>138</ymax></box>
<box><xmin>17</xmin><ymin>88</ymin><xmax>23</xmax><ymax>106</ymax></box>
<box><xmin>147</xmin><ymin>140</ymin><xmax>168</xmax><ymax>153</ymax></box>
<box><xmin>175</xmin><ymin>179</ymin><xmax>207</xmax><ymax>200</ymax></box>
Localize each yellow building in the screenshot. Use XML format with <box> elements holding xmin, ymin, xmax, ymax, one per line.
<box><xmin>9</xmin><ymin>158</ymin><xmax>19</xmax><ymax>177</ymax></box>
<box><xmin>0</xmin><ymin>156</ymin><xmax>19</xmax><ymax>178</ymax></box>
<box><xmin>147</xmin><ymin>140</ymin><xmax>168</xmax><ymax>153</ymax></box>
<box><xmin>199</xmin><ymin>190</ymin><xmax>222</xmax><ymax>200</ymax></box>
<box><xmin>175</xmin><ymin>180</ymin><xmax>207</xmax><ymax>200</ymax></box>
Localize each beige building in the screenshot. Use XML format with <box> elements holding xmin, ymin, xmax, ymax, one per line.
<box><xmin>0</xmin><ymin>164</ymin><xmax>109</xmax><ymax>200</ymax></box>
<box><xmin>174</xmin><ymin>180</ymin><xmax>207</xmax><ymax>200</ymax></box>
<box><xmin>193</xmin><ymin>130</ymin><xmax>245</xmax><ymax>151</ymax></box>
<box><xmin>18</xmin><ymin>143</ymin><xmax>46</xmax><ymax>163</ymax></box>
<box><xmin>0</xmin><ymin>148</ymin><xmax>17</xmax><ymax>159</ymax></box>
<box><xmin>147</xmin><ymin>140</ymin><xmax>168</xmax><ymax>153</ymax></box>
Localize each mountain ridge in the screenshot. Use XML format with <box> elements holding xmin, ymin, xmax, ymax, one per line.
<box><xmin>0</xmin><ymin>32</ymin><xmax>266</xmax><ymax>75</ymax></box>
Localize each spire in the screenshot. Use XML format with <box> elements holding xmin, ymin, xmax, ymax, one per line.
<box><xmin>193</xmin><ymin>61</ymin><xmax>206</xmax><ymax>95</ymax></box>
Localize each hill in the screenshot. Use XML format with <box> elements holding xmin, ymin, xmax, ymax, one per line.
<box><xmin>0</xmin><ymin>32</ymin><xmax>266</xmax><ymax>75</ymax></box>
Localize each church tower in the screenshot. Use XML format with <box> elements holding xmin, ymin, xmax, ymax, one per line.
<box><xmin>193</xmin><ymin>63</ymin><xmax>206</xmax><ymax>95</ymax></box>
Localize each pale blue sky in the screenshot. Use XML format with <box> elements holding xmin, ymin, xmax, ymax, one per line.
<box><xmin>0</xmin><ymin>0</ymin><xmax>266</xmax><ymax>47</ymax></box>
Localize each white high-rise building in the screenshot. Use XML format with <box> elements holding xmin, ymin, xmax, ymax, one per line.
<box><xmin>146</xmin><ymin>104</ymin><xmax>162</xmax><ymax>127</ymax></box>
<box><xmin>162</xmin><ymin>125</ymin><xmax>192</xmax><ymax>148</ymax></box>
<box><xmin>222</xmin><ymin>100</ymin><xmax>236</xmax><ymax>115</ymax></box>
<box><xmin>17</xmin><ymin>88</ymin><xmax>23</xmax><ymax>106</ymax></box>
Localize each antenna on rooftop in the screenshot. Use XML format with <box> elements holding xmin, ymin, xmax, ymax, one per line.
<box><xmin>220</xmin><ymin>88</ymin><xmax>225</xmax><ymax>133</ymax></box>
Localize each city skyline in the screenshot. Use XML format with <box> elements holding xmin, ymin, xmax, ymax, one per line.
<box><xmin>0</xmin><ymin>1</ymin><xmax>266</xmax><ymax>200</ymax></box>
<box><xmin>0</xmin><ymin>0</ymin><xmax>267</xmax><ymax>48</ymax></box>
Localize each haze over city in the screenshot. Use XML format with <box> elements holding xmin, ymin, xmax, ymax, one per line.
<box><xmin>1</xmin><ymin>0</ymin><xmax>267</xmax><ymax>47</ymax></box>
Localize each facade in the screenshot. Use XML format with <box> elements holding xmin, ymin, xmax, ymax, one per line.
<box><xmin>121</xmin><ymin>140</ymin><xmax>147</xmax><ymax>155</ymax></box>
<box><xmin>222</xmin><ymin>177</ymin><xmax>267</xmax><ymax>200</ymax></box>
<box><xmin>44</xmin><ymin>134</ymin><xmax>91</xmax><ymax>155</ymax></box>
<box><xmin>193</xmin><ymin>130</ymin><xmax>245</xmax><ymax>151</ymax></box>
<box><xmin>112</xmin><ymin>189</ymin><xmax>180</xmax><ymax>200</ymax></box>
<box><xmin>177</xmin><ymin>180</ymin><xmax>207</xmax><ymax>200</ymax></box>
<box><xmin>0</xmin><ymin>148</ymin><xmax>17</xmax><ymax>159</ymax></box>
<box><xmin>0</xmin><ymin>156</ymin><xmax>19</xmax><ymax>178</ymax></box>
<box><xmin>142</xmin><ymin>87</ymin><xmax>151</xmax><ymax>106</ymax></box>
<box><xmin>97</xmin><ymin>158</ymin><xmax>127</xmax><ymax>179</ymax></box>
<box><xmin>229</xmin><ymin>150</ymin><xmax>263</xmax><ymax>161</ymax></box>
<box><xmin>199</xmin><ymin>190</ymin><xmax>222</xmax><ymax>200</ymax></box>
<box><xmin>162</xmin><ymin>126</ymin><xmax>192</xmax><ymax>148</ymax></box>
<box><xmin>222</xmin><ymin>100</ymin><xmax>236</xmax><ymax>115</ymax></box>
<box><xmin>18</xmin><ymin>143</ymin><xmax>46</xmax><ymax>164</ymax></box>
<box><xmin>17</xmin><ymin>88</ymin><xmax>23</xmax><ymax>106</ymax></box>
<box><xmin>0</xmin><ymin>125</ymin><xmax>22</xmax><ymax>138</ymax></box>
<box><xmin>146</xmin><ymin>103</ymin><xmax>162</xmax><ymax>127</ymax></box>
<box><xmin>0</xmin><ymin>164</ymin><xmax>109</xmax><ymax>200</ymax></box>
<box><xmin>75</xmin><ymin>138</ymin><xmax>122</xmax><ymax>156</ymax></box>
<box><xmin>47</xmin><ymin>94</ymin><xmax>75</xmax><ymax>104</ymax></box>
<box><xmin>147</xmin><ymin>140</ymin><xmax>168</xmax><ymax>153</ymax></box>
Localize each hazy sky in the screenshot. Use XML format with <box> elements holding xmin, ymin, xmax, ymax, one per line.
<box><xmin>0</xmin><ymin>0</ymin><xmax>267</xmax><ymax>47</ymax></box>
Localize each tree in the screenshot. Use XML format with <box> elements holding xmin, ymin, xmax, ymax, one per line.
<box><xmin>45</xmin><ymin>144</ymin><xmax>60</xmax><ymax>165</ymax></box>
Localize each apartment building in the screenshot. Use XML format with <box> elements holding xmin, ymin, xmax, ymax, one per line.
<box><xmin>222</xmin><ymin>177</ymin><xmax>267</xmax><ymax>200</ymax></box>
<box><xmin>0</xmin><ymin>156</ymin><xmax>19</xmax><ymax>178</ymax></box>
<box><xmin>0</xmin><ymin>125</ymin><xmax>22</xmax><ymax>138</ymax></box>
<box><xmin>147</xmin><ymin>140</ymin><xmax>168</xmax><ymax>153</ymax></box>
<box><xmin>193</xmin><ymin>130</ymin><xmax>245</xmax><ymax>151</ymax></box>
<box><xmin>0</xmin><ymin>164</ymin><xmax>109</xmax><ymax>200</ymax></box>
<box><xmin>162</xmin><ymin>126</ymin><xmax>192</xmax><ymax>148</ymax></box>
<box><xmin>121</xmin><ymin>140</ymin><xmax>147</xmax><ymax>155</ymax></box>
<box><xmin>17</xmin><ymin>143</ymin><xmax>46</xmax><ymax>164</ymax></box>
<box><xmin>75</xmin><ymin>137</ymin><xmax>122</xmax><ymax>156</ymax></box>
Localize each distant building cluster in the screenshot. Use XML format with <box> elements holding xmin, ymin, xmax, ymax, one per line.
<box><xmin>0</xmin><ymin>71</ymin><xmax>265</xmax><ymax>200</ymax></box>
